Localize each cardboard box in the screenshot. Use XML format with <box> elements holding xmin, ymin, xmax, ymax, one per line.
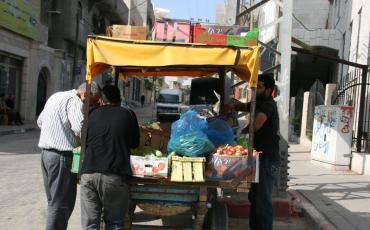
<box><xmin>130</xmin><ymin>155</ymin><xmax>169</xmax><ymax>178</ymax></box>
<box><xmin>106</xmin><ymin>25</ymin><xmax>147</xmax><ymax>40</ymax></box>
<box><xmin>139</xmin><ymin>126</ymin><xmax>170</xmax><ymax>153</ymax></box>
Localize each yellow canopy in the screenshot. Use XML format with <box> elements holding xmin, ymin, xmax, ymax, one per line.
<box><xmin>85</xmin><ymin>36</ymin><xmax>260</xmax><ymax>88</ymax></box>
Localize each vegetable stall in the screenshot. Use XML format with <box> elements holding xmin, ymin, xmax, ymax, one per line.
<box><xmin>80</xmin><ymin>35</ymin><xmax>260</xmax><ymax>229</ymax></box>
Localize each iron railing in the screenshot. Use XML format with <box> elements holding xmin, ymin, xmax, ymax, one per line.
<box><xmin>334</xmin><ymin>68</ymin><xmax>370</xmax><ymax>152</ymax></box>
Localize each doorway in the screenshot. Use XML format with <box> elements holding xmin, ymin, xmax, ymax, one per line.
<box><xmin>36</xmin><ymin>68</ymin><xmax>49</xmax><ymax>116</ymax></box>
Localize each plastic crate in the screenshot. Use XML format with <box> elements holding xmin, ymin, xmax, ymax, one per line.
<box><xmin>170</xmin><ymin>156</ymin><xmax>205</xmax><ymax>182</ymax></box>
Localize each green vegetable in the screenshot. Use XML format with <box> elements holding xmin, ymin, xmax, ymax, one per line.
<box><xmin>155</xmin><ymin>150</ymin><xmax>163</xmax><ymax>157</ymax></box>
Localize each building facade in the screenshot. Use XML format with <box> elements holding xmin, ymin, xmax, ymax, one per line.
<box><xmin>0</xmin><ymin>0</ymin><xmax>58</xmax><ymax>121</ymax></box>
<box><xmin>0</xmin><ymin>0</ymin><xmax>156</xmax><ymax>121</ymax></box>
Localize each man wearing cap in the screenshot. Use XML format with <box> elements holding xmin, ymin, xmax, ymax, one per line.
<box><xmin>224</xmin><ymin>73</ymin><xmax>280</xmax><ymax>230</ymax></box>
<box><xmin>37</xmin><ymin>82</ymin><xmax>100</xmax><ymax>230</ymax></box>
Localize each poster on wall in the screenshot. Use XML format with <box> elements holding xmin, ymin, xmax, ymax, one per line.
<box><xmin>0</xmin><ymin>0</ymin><xmax>40</xmax><ymax>39</ymax></box>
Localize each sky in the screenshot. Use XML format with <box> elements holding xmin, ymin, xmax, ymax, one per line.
<box><xmin>152</xmin><ymin>0</ymin><xmax>224</xmax><ymax>23</ymax></box>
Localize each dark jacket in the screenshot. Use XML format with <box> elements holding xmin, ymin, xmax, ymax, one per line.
<box><xmin>81</xmin><ymin>105</ymin><xmax>140</xmax><ymax>177</ymax></box>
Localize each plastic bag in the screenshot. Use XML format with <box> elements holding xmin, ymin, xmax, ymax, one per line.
<box><xmin>167</xmin><ymin>131</ymin><xmax>215</xmax><ymax>157</ymax></box>
<box><xmin>170</xmin><ymin>110</ymin><xmax>207</xmax><ymax>139</ymax></box>
<box><xmin>202</xmin><ymin>119</ymin><xmax>235</xmax><ymax>147</ymax></box>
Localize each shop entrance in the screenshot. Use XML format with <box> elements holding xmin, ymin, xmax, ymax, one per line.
<box><xmin>36</xmin><ymin>68</ymin><xmax>49</xmax><ymax>116</ymax></box>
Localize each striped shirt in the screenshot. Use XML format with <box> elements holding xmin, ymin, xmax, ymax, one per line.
<box><xmin>37</xmin><ymin>90</ymin><xmax>84</xmax><ymax>151</ymax></box>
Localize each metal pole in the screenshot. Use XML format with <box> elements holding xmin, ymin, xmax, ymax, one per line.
<box><xmin>219</xmin><ymin>68</ymin><xmax>226</xmax><ymax>108</ymax></box>
<box><xmin>114</xmin><ymin>67</ymin><xmax>119</xmax><ymax>86</ymax></box>
<box><xmin>247</xmin><ymin>88</ymin><xmax>256</xmax><ymax>185</ymax></box>
<box><xmin>356</xmin><ymin>66</ymin><xmax>369</xmax><ymax>152</ymax></box>
<box><xmin>72</xmin><ymin>10</ymin><xmax>80</xmax><ymax>88</ymax></box>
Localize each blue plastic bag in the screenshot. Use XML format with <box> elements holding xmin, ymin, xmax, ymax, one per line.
<box><xmin>170</xmin><ymin>110</ymin><xmax>207</xmax><ymax>139</ymax></box>
<box><xmin>167</xmin><ymin>131</ymin><xmax>215</xmax><ymax>157</ymax></box>
<box><xmin>202</xmin><ymin>119</ymin><xmax>235</xmax><ymax>147</ymax></box>
<box><xmin>168</xmin><ymin>110</ymin><xmax>213</xmax><ymax>157</ymax></box>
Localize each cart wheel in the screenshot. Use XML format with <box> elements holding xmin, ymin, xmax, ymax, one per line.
<box><xmin>211</xmin><ymin>202</ymin><xmax>228</xmax><ymax>230</ymax></box>
<box><xmin>123</xmin><ymin>202</ymin><xmax>136</xmax><ymax>230</ymax></box>
<box><xmin>203</xmin><ymin>202</ymin><xmax>229</xmax><ymax>230</ymax></box>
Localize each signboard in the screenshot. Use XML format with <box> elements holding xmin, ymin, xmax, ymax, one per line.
<box><xmin>193</xmin><ymin>24</ymin><xmax>259</xmax><ymax>47</ymax></box>
<box><xmin>152</xmin><ymin>21</ymin><xmax>191</xmax><ymax>42</ymax></box>
<box><xmin>0</xmin><ymin>0</ymin><xmax>40</xmax><ymax>39</ymax></box>
<box><xmin>198</xmin><ymin>25</ymin><xmax>249</xmax><ymax>35</ymax></box>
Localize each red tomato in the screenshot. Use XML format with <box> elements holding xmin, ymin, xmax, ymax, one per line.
<box><xmin>157</xmin><ymin>162</ymin><xmax>165</xmax><ymax>171</ymax></box>
<box><xmin>152</xmin><ymin>166</ymin><xmax>159</xmax><ymax>174</ymax></box>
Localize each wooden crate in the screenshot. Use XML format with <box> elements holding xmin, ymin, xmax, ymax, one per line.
<box><xmin>170</xmin><ymin>156</ymin><xmax>206</xmax><ymax>182</ymax></box>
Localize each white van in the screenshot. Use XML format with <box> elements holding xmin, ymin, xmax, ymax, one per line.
<box><xmin>156</xmin><ymin>88</ymin><xmax>182</xmax><ymax>121</ymax></box>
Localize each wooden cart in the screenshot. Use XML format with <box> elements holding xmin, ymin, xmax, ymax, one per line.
<box><xmin>81</xmin><ymin>35</ymin><xmax>260</xmax><ymax>229</ymax></box>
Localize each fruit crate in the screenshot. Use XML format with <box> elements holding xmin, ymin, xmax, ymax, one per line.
<box><xmin>170</xmin><ymin>156</ymin><xmax>206</xmax><ymax>182</ymax></box>
<box><xmin>130</xmin><ymin>155</ymin><xmax>169</xmax><ymax>178</ymax></box>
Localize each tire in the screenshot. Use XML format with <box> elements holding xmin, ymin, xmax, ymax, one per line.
<box><xmin>210</xmin><ymin>202</ymin><xmax>228</xmax><ymax>230</ymax></box>
<box><xmin>203</xmin><ymin>202</ymin><xmax>229</xmax><ymax>230</ymax></box>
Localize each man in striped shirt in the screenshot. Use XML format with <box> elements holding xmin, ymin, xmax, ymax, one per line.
<box><xmin>37</xmin><ymin>82</ymin><xmax>100</xmax><ymax>230</ymax></box>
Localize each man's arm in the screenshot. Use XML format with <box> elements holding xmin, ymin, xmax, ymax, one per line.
<box><xmin>67</xmin><ymin>97</ymin><xmax>84</xmax><ymax>137</ymax></box>
<box><xmin>254</xmin><ymin>112</ymin><xmax>268</xmax><ymax>131</ymax></box>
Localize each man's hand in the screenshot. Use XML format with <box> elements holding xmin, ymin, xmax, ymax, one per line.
<box><xmin>220</xmin><ymin>102</ymin><xmax>235</xmax><ymax>115</ymax></box>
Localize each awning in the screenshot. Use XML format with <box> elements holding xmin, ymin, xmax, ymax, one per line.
<box><xmin>85</xmin><ymin>36</ymin><xmax>260</xmax><ymax>87</ymax></box>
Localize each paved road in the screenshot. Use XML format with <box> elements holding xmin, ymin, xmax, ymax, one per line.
<box><xmin>0</xmin><ymin>111</ymin><xmax>313</xmax><ymax>229</ymax></box>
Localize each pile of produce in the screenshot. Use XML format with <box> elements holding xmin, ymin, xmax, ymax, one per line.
<box><xmin>215</xmin><ymin>145</ymin><xmax>247</xmax><ymax>156</ymax></box>
<box><xmin>214</xmin><ymin>145</ymin><xmax>260</xmax><ymax>157</ymax></box>
<box><xmin>131</xmin><ymin>146</ymin><xmax>164</xmax><ymax>157</ymax></box>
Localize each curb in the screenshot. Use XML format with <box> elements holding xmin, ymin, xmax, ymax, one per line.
<box><xmin>288</xmin><ymin>190</ymin><xmax>336</xmax><ymax>230</ymax></box>
<box><xmin>221</xmin><ymin>197</ymin><xmax>294</xmax><ymax>219</ymax></box>
<box><xmin>0</xmin><ymin>127</ymin><xmax>37</xmax><ymax>137</ymax></box>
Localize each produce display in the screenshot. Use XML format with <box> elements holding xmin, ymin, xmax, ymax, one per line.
<box><xmin>206</xmin><ymin>145</ymin><xmax>260</xmax><ymax>181</ymax></box>
<box><xmin>131</xmin><ymin>146</ymin><xmax>164</xmax><ymax>157</ymax></box>
<box><xmin>215</xmin><ymin>145</ymin><xmax>248</xmax><ymax>156</ymax></box>
<box><xmin>131</xmin><ymin>155</ymin><xmax>168</xmax><ymax>178</ymax></box>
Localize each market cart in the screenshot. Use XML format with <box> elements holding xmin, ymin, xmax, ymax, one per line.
<box><xmin>81</xmin><ymin>35</ymin><xmax>260</xmax><ymax>229</ymax></box>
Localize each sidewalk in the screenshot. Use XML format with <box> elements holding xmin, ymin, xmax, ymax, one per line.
<box><xmin>288</xmin><ymin>143</ymin><xmax>370</xmax><ymax>230</ymax></box>
<box><xmin>0</xmin><ymin>122</ymin><xmax>38</xmax><ymax>136</ymax></box>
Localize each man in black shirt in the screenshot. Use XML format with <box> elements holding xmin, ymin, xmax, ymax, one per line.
<box><xmin>225</xmin><ymin>73</ymin><xmax>280</xmax><ymax>230</ymax></box>
<box><xmin>80</xmin><ymin>85</ymin><xmax>140</xmax><ymax>230</ymax></box>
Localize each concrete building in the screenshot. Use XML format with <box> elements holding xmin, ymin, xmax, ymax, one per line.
<box><xmin>0</xmin><ymin>0</ymin><xmax>156</xmax><ymax>120</ymax></box>
<box><xmin>0</xmin><ymin>0</ymin><xmax>130</xmax><ymax>121</ymax></box>
<box><xmin>0</xmin><ymin>1</ymin><xmax>57</xmax><ymax>121</ymax></box>
<box><xmin>327</xmin><ymin>0</ymin><xmax>370</xmax><ymax>174</ymax></box>
<box><xmin>215</xmin><ymin>0</ymin><xmax>238</xmax><ymax>26</ymax></box>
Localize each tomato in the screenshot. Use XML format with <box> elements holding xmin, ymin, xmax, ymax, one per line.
<box><xmin>152</xmin><ymin>166</ymin><xmax>159</xmax><ymax>174</ymax></box>
<box><xmin>157</xmin><ymin>162</ymin><xmax>165</xmax><ymax>171</ymax></box>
